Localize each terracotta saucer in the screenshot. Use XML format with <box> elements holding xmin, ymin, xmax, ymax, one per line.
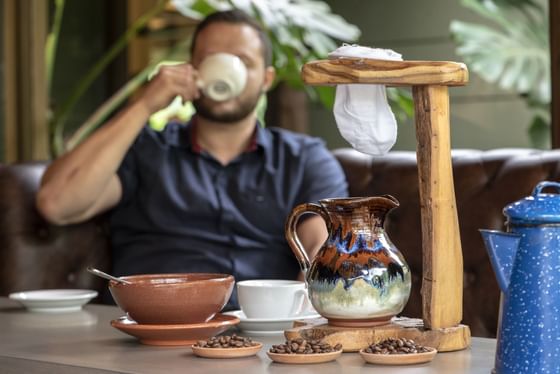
<box><xmin>266</xmin><ymin>350</ymin><xmax>342</xmax><ymax>364</ymax></box>
<box><xmin>359</xmin><ymin>347</ymin><xmax>437</xmax><ymax>365</ymax></box>
<box><xmin>191</xmin><ymin>342</ymin><xmax>263</xmax><ymax>358</ymax></box>
<box><xmin>110</xmin><ymin>314</ymin><xmax>239</xmax><ymax>346</ymax></box>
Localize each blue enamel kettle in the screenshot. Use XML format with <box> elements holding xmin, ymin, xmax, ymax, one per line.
<box><xmin>480</xmin><ymin>181</ymin><xmax>560</xmax><ymax>374</ymax></box>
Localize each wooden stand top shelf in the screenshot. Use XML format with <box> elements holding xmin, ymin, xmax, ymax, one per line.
<box><xmin>302</xmin><ymin>58</ymin><xmax>469</xmax><ymax>87</ymax></box>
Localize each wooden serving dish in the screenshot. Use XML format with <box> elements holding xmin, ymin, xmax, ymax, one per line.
<box><xmin>191</xmin><ymin>342</ymin><xmax>263</xmax><ymax>359</ymax></box>
<box><xmin>360</xmin><ymin>347</ymin><xmax>437</xmax><ymax>365</ymax></box>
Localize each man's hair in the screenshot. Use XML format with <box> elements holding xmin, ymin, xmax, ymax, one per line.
<box><xmin>190</xmin><ymin>9</ymin><xmax>273</xmax><ymax>67</ymax></box>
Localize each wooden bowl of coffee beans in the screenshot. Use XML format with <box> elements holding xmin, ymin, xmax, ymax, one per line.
<box><xmin>359</xmin><ymin>337</ymin><xmax>437</xmax><ymax>365</ymax></box>
<box><xmin>267</xmin><ymin>338</ymin><xmax>343</xmax><ymax>364</ymax></box>
<box><xmin>191</xmin><ymin>334</ymin><xmax>262</xmax><ymax>358</ymax></box>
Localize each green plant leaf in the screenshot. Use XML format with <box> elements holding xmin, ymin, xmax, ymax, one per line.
<box><xmin>303</xmin><ymin>30</ymin><xmax>338</xmax><ymax>58</ymax></box>
<box><xmin>387</xmin><ymin>88</ymin><xmax>414</xmax><ymax>123</ymax></box>
<box><xmin>45</xmin><ymin>0</ymin><xmax>65</xmax><ymax>97</ymax></box>
<box><xmin>528</xmin><ymin>114</ymin><xmax>550</xmax><ymax>149</ymax></box>
<box><xmin>314</xmin><ymin>86</ymin><xmax>335</xmax><ymax>109</ymax></box>
<box><xmin>450</xmin><ymin>0</ymin><xmax>549</xmax><ymax>103</ymax></box>
<box><xmin>450</xmin><ymin>0</ymin><xmax>551</xmax><ymax>148</ymax></box>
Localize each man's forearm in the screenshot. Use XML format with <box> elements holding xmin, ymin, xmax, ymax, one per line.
<box><xmin>36</xmin><ymin>100</ymin><xmax>151</xmax><ymax>224</ymax></box>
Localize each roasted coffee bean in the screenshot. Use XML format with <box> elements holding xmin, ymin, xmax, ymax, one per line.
<box><xmin>364</xmin><ymin>338</ymin><xmax>431</xmax><ymax>355</ymax></box>
<box><xmin>194</xmin><ymin>334</ymin><xmax>259</xmax><ymax>349</ymax></box>
<box><xmin>269</xmin><ymin>339</ymin><xmax>342</xmax><ymax>354</ymax></box>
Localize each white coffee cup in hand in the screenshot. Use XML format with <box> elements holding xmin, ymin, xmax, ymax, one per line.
<box><xmin>237</xmin><ymin>280</ymin><xmax>314</xmax><ymax>319</ymax></box>
<box><xmin>197</xmin><ymin>53</ymin><xmax>247</xmax><ymax>101</ymax></box>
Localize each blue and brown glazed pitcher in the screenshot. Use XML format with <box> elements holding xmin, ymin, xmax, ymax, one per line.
<box><xmin>285</xmin><ymin>196</ymin><xmax>411</xmax><ymax>327</ymax></box>
<box><xmin>480</xmin><ymin>181</ymin><xmax>560</xmax><ymax>374</ymax></box>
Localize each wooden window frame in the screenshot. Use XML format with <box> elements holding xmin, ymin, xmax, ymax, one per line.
<box><xmin>2</xmin><ymin>0</ymin><xmax>48</xmax><ymax>162</ymax></box>
<box><xmin>551</xmin><ymin>0</ymin><xmax>560</xmax><ymax>148</ymax></box>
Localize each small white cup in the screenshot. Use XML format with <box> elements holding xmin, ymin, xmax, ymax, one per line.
<box><xmin>237</xmin><ymin>280</ymin><xmax>311</xmax><ymax>319</ymax></box>
<box><xmin>197</xmin><ymin>53</ymin><xmax>248</xmax><ymax>101</ymax></box>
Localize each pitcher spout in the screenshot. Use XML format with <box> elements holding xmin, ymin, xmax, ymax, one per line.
<box><xmin>479</xmin><ymin>229</ymin><xmax>521</xmax><ymax>293</ymax></box>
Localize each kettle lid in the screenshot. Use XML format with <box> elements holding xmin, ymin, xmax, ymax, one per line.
<box><xmin>505</xmin><ymin>181</ymin><xmax>560</xmax><ymax>224</ymax></box>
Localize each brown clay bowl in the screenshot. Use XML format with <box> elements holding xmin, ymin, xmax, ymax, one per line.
<box><xmin>109</xmin><ymin>273</ymin><xmax>234</xmax><ymax>325</ymax></box>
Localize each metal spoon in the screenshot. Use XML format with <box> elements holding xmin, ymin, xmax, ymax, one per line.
<box><xmin>87</xmin><ymin>267</ymin><xmax>131</xmax><ymax>285</ymax></box>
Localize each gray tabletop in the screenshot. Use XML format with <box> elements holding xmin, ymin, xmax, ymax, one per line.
<box><xmin>0</xmin><ymin>297</ymin><xmax>496</xmax><ymax>373</ymax></box>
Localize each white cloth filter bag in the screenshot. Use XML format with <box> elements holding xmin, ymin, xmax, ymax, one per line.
<box><xmin>329</xmin><ymin>45</ymin><xmax>403</xmax><ymax>156</ymax></box>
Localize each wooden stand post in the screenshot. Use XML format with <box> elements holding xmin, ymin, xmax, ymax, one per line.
<box><xmin>413</xmin><ymin>85</ymin><xmax>463</xmax><ymax>329</ymax></box>
<box><xmin>292</xmin><ymin>58</ymin><xmax>470</xmax><ymax>351</ymax></box>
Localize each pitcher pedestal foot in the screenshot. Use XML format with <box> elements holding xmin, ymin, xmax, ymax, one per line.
<box><xmin>327</xmin><ymin>317</ymin><xmax>392</xmax><ymax>328</ymax></box>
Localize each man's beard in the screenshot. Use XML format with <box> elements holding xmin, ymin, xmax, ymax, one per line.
<box><xmin>193</xmin><ymin>90</ymin><xmax>261</xmax><ymax>123</ymax></box>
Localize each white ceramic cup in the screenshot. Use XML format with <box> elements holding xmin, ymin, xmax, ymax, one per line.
<box><xmin>237</xmin><ymin>280</ymin><xmax>311</xmax><ymax>319</ymax></box>
<box><xmin>197</xmin><ymin>53</ymin><xmax>248</xmax><ymax>101</ymax></box>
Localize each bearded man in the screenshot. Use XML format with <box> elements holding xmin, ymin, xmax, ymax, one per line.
<box><xmin>36</xmin><ymin>9</ymin><xmax>348</xmax><ymax>308</ymax></box>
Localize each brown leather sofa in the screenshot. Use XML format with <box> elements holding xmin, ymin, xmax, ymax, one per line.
<box><xmin>2</xmin><ymin>148</ymin><xmax>560</xmax><ymax>338</ymax></box>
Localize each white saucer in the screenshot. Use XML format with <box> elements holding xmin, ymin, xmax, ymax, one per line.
<box><xmin>9</xmin><ymin>289</ymin><xmax>98</xmax><ymax>313</ymax></box>
<box><xmin>223</xmin><ymin>310</ymin><xmax>321</xmax><ymax>336</ymax></box>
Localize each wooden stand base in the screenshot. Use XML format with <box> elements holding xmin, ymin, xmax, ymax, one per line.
<box><xmin>284</xmin><ymin>317</ymin><xmax>471</xmax><ymax>352</ymax></box>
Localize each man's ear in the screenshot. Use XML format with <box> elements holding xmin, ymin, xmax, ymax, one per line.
<box><xmin>262</xmin><ymin>66</ymin><xmax>276</xmax><ymax>92</ymax></box>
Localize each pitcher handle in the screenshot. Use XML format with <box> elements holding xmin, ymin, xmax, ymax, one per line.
<box><xmin>285</xmin><ymin>203</ymin><xmax>330</xmax><ymax>273</ymax></box>
<box><xmin>533</xmin><ymin>181</ymin><xmax>560</xmax><ymax>196</ymax></box>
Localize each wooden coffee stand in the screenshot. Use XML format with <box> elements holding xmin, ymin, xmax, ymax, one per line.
<box><xmin>284</xmin><ymin>58</ymin><xmax>471</xmax><ymax>352</ymax></box>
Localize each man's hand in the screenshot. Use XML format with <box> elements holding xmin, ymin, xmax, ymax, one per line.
<box><xmin>137</xmin><ymin>63</ymin><xmax>200</xmax><ymax>115</ymax></box>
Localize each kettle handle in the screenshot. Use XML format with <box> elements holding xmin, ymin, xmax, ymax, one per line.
<box><xmin>285</xmin><ymin>203</ymin><xmax>331</xmax><ymax>273</ymax></box>
<box><xmin>533</xmin><ymin>181</ymin><xmax>560</xmax><ymax>196</ymax></box>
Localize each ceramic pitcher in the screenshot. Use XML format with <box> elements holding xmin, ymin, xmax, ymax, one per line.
<box><xmin>285</xmin><ymin>196</ymin><xmax>411</xmax><ymax>326</ymax></box>
<box><xmin>480</xmin><ymin>181</ymin><xmax>560</xmax><ymax>374</ymax></box>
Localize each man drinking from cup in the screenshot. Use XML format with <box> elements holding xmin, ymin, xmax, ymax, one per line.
<box><xmin>36</xmin><ymin>9</ymin><xmax>348</xmax><ymax>308</ymax></box>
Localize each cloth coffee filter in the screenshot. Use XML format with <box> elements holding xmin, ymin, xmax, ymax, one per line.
<box><xmin>329</xmin><ymin>45</ymin><xmax>403</xmax><ymax>156</ymax></box>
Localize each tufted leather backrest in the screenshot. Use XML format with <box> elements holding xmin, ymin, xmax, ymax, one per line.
<box><xmin>0</xmin><ymin>163</ymin><xmax>110</xmax><ymax>297</ymax></box>
<box><xmin>2</xmin><ymin>149</ymin><xmax>560</xmax><ymax>337</ymax></box>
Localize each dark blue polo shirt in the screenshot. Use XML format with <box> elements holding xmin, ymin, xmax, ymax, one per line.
<box><xmin>109</xmin><ymin>120</ymin><xmax>348</xmax><ymax>307</ymax></box>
